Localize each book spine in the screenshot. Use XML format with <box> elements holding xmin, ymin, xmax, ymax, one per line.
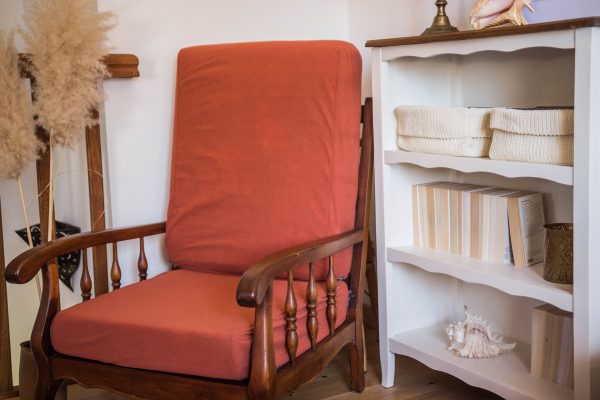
<box><xmin>412</xmin><ymin>185</ymin><xmax>421</xmax><ymax>247</ymax></box>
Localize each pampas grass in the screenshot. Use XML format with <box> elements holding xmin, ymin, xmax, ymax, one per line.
<box><xmin>0</xmin><ymin>31</ymin><xmax>39</xmax><ymax>180</ymax></box>
<box><xmin>21</xmin><ymin>0</ymin><xmax>114</xmax><ymax>242</ymax></box>
<box><xmin>0</xmin><ymin>31</ymin><xmax>42</xmax><ymax>296</ymax></box>
<box><xmin>20</xmin><ymin>0</ymin><xmax>115</xmax><ymax>148</ymax></box>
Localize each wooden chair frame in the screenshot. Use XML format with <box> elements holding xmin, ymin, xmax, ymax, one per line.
<box><xmin>5</xmin><ymin>99</ymin><xmax>374</xmax><ymax>400</ymax></box>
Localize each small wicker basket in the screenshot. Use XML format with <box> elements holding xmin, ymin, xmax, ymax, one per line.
<box><xmin>543</xmin><ymin>223</ymin><xmax>573</xmax><ymax>284</ymax></box>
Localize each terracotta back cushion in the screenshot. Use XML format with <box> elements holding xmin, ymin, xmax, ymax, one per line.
<box><xmin>166</xmin><ymin>41</ymin><xmax>362</xmax><ymax>279</ymax></box>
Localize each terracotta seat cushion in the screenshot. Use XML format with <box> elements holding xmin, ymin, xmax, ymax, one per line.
<box><xmin>50</xmin><ymin>269</ymin><xmax>349</xmax><ymax>381</ymax></box>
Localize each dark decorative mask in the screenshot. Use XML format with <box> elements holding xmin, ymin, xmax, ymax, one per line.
<box><xmin>15</xmin><ymin>221</ymin><xmax>81</xmax><ymax>291</ymax></box>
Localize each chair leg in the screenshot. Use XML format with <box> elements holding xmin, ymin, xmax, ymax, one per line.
<box><xmin>35</xmin><ymin>376</ymin><xmax>64</xmax><ymax>400</ymax></box>
<box><xmin>349</xmin><ymin>325</ymin><xmax>366</xmax><ymax>393</ymax></box>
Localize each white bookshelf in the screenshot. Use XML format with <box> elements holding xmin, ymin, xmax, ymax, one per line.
<box><xmin>384</xmin><ymin>150</ymin><xmax>574</xmax><ymax>186</ymax></box>
<box><xmin>369</xmin><ymin>21</ymin><xmax>600</xmax><ymax>400</ymax></box>
<box><xmin>389</xmin><ymin>325</ymin><xmax>573</xmax><ymax>400</ymax></box>
<box><xmin>387</xmin><ymin>246</ymin><xmax>573</xmax><ymax>312</ymax></box>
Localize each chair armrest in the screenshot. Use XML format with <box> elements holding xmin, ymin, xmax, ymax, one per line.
<box><xmin>236</xmin><ymin>229</ymin><xmax>365</xmax><ymax>308</ymax></box>
<box><xmin>4</xmin><ymin>222</ymin><xmax>166</xmax><ymax>285</ymax></box>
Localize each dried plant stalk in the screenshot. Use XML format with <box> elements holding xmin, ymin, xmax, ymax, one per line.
<box><xmin>0</xmin><ymin>31</ymin><xmax>40</xmax><ymax>180</ymax></box>
<box><xmin>0</xmin><ymin>31</ymin><xmax>42</xmax><ymax>296</ymax></box>
<box><xmin>17</xmin><ymin>177</ymin><xmax>41</xmax><ymax>297</ymax></box>
<box><xmin>21</xmin><ymin>0</ymin><xmax>115</xmax><ymax>243</ymax></box>
<box><xmin>20</xmin><ymin>0</ymin><xmax>115</xmax><ymax>148</ymax></box>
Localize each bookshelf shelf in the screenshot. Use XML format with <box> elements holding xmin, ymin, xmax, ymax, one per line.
<box><xmin>389</xmin><ymin>324</ymin><xmax>573</xmax><ymax>400</ymax></box>
<box><xmin>387</xmin><ymin>246</ymin><xmax>573</xmax><ymax>312</ymax></box>
<box><xmin>384</xmin><ymin>150</ymin><xmax>574</xmax><ymax>186</ymax></box>
<box><xmin>370</xmin><ymin>19</ymin><xmax>600</xmax><ymax>399</ymax></box>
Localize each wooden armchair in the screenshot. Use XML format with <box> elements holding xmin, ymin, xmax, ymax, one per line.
<box><xmin>5</xmin><ymin>41</ymin><xmax>373</xmax><ymax>400</ymax></box>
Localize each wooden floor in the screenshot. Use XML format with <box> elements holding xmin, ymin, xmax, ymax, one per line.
<box><xmin>8</xmin><ymin>301</ymin><xmax>501</xmax><ymax>400</ymax></box>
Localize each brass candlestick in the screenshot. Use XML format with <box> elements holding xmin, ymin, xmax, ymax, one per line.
<box><xmin>422</xmin><ymin>0</ymin><xmax>459</xmax><ymax>36</ymax></box>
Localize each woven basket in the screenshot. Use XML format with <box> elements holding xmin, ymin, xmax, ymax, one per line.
<box><xmin>488</xmin><ymin>108</ymin><xmax>574</xmax><ymax>165</ymax></box>
<box><xmin>395</xmin><ymin>106</ymin><xmax>493</xmax><ymax>157</ymax></box>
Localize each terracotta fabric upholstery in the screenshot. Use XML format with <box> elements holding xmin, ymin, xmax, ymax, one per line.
<box><xmin>166</xmin><ymin>41</ymin><xmax>362</xmax><ymax>280</ymax></box>
<box><xmin>51</xmin><ymin>269</ymin><xmax>349</xmax><ymax>380</ymax></box>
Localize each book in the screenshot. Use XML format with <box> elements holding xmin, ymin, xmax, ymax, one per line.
<box><xmin>448</xmin><ymin>184</ymin><xmax>477</xmax><ymax>255</ymax></box>
<box><xmin>413</xmin><ymin>182</ymin><xmax>454</xmax><ymax>249</ymax></box>
<box><xmin>411</xmin><ymin>182</ymin><xmax>544</xmax><ymax>269</ymax></box>
<box><xmin>531</xmin><ymin>304</ymin><xmax>574</xmax><ymax>388</ymax></box>
<box><xmin>460</xmin><ymin>185</ymin><xmax>493</xmax><ymax>257</ymax></box>
<box><xmin>507</xmin><ymin>192</ymin><xmax>545</xmax><ymax>268</ymax></box>
<box><xmin>481</xmin><ymin>189</ymin><xmax>520</xmax><ymax>263</ymax></box>
<box><xmin>470</xmin><ymin>188</ymin><xmax>503</xmax><ymax>259</ymax></box>
<box><xmin>433</xmin><ymin>182</ymin><xmax>468</xmax><ymax>253</ymax></box>
<box><xmin>413</xmin><ymin>182</ymin><xmax>440</xmax><ymax>249</ymax></box>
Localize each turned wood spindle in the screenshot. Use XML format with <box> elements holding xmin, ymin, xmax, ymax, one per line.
<box><xmin>326</xmin><ymin>255</ymin><xmax>337</xmax><ymax>336</ymax></box>
<box><xmin>111</xmin><ymin>243</ymin><xmax>122</xmax><ymax>290</ymax></box>
<box><xmin>306</xmin><ymin>262</ymin><xmax>318</xmax><ymax>349</ymax></box>
<box><xmin>80</xmin><ymin>249</ymin><xmax>92</xmax><ymax>301</ymax></box>
<box><xmin>285</xmin><ymin>271</ymin><xmax>298</xmax><ymax>363</ymax></box>
<box><xmin>137</xmin><ymin>237</ymin><xmax>148</xmax><ymax>281</ymax></box>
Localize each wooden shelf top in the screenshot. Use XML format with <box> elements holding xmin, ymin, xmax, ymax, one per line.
<box><xmin>366</xmin><ymin>17</ymin><xmax>600</xmax><ymax>48</ymax></box>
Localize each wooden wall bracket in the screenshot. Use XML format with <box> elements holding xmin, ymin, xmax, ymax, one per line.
<box><xmin>0</xmin><ymin>53</ymin><xmax>140</xmax><ymax>398</ymax></box>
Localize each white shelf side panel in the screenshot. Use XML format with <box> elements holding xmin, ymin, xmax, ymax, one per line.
<box><xmin>389</xmin><ymin>324</ymin><xmax>573</xmax><ymax>400</ymax></box>
<box><xmin>388</xmin><ymin>246</ymin><xmax>573</xmax><ymax>312</ymax></box>
<box><xmin>384</xmin><ymin>150</ymin><xmax>574</xmax><ymax>186</ymax></box>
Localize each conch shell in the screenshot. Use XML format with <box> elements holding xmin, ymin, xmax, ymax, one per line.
<box><xmin>470</xmin><ymin>0</ymin><xmax>534</xmax><ymax>29</ymax></box>
<box><xmin>446</xmin><ymin>307</ymin><xmax>516</xmax><ymax>358</ymax></box>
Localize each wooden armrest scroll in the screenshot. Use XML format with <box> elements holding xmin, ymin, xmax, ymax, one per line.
<box><xmin>236</xmin><ymin>229</ymin><xmax>365</xmax><ymax>308</ymax></box>
<box><xmin>4</xmin><ymin>222</ymin><xmax>165</xmax><ymax>285</ymax></box>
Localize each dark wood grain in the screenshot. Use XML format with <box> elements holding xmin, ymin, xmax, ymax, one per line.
<box><xmin>306</xmin><ymin>263</ymin><xmax>318</xmax><ymax>350</ymax></box>
<box><xmin>30</xmin><ymin>77</ymin><xmax>54</xmax><ymax>244</ymax></box>
<box><xmin>276</xmin><ymin>321</ymin><xmax>355</xmax><ymax>398</ymax></box>
<box><xmin>284</xmin><ymin>271</ymin><xmax>298</xmax><ymax>364</ymax></box>
<box><xmin>110</xmin><ymin>243</ymin><xmax>121</xmax><ymax>290</ymax></box>
<box><xmin>236</xmin><ymin>230</ymin><xmax>363</xmax><ymax>308</ymax></box>
<box><xmin>52</xmin><ymin>356</ymin><xmax>247</xmax><ymax>400</ymax></box>
<box><xmin>326</xmin><ymin>255</ymin><xmax>337</xmax><ymax>336</ymax></box>
<box><xmin>31</xmin><ymin>261</ymin><xmax>63</xmax><ymax>399</ymax></box>
<box><xmin>0</xmin><ymin>200</ymin><xmax>14</xmax><ymax>395</ymax></box>
<box><xmin>366</xmin><ymin>16</ymin><xmax>600</xmax><ymax>47</ymax></box>
<box><xmin>80</xmin><ymin>250</ymin><xmax>92</xmax><ymax>302</ymax></box>
<box><xmin>248</xmin><ymin>285</ymin><xmax>276</xmax><ymax>399</ymax></box>
<box><xmin>85</xmin><ymin>110</ymin><xmax>109</xmax><ymax>297</ymax></box>
<box><xmin>102</xmin><ymin>54</ymin><xmax>140</xmax><ymax>79</ymax></box>
<box><xmin>137</xmin><ymin>238</ymin><xmax>148</xmax><ymax>281</ymax></box>
<box><xmin>4</xmin><ymin>223</ymin><xmax>165</xmax><ymax>285</ymax></box>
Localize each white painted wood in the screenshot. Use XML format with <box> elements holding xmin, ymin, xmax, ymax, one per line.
<box><xmin>573</xmin><ymin>27</ymin><xmax>600</xmax><ymax>400</ymax></box>
<box><xmin>371</xmin><ymin>25</ymin><xmax>597</xmax><ymax>399</ymax></box>
<box><xmin>387</xmin><ymin>246</ymin><xmax>573</xmax><ymax>312</ymax></box>
<box><xmin>385</xmin><ymin>150</ymin><xmax>574</xmax><ymax>186</ymax></box>
<box><xmin>381</xmin><ymin>30</ymin><xmax>574</xmax><ymax>61</ymax></box>
<box><xmin>371</xmin><ymin>48</ymin><xmax>395</xmax><ymax>388</ymax></box>
<box><xmin>389</xmin><ymin>325</ymin><xmax>574</xmax><ymax>400</ymax></box>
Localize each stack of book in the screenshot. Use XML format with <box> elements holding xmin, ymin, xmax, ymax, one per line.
<box><xmin>531</xmin><ymin>304</ymin><xmax>574</xmax><ymax>387</ymax></box>
<box><xmin>412</xmin><ymin>182</ymin><xmax>545</xmax><ymax>267</ymax></box>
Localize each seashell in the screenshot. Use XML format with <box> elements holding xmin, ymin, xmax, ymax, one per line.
<box><xmin>470</xmin><ymin>0</ymin><xmax>534</xmax><ymax>29</ymax></box>
<box><xmin>446</xmin><ymin>307</ymin><xmax>516</xmax><ymax>358</ymax></box>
